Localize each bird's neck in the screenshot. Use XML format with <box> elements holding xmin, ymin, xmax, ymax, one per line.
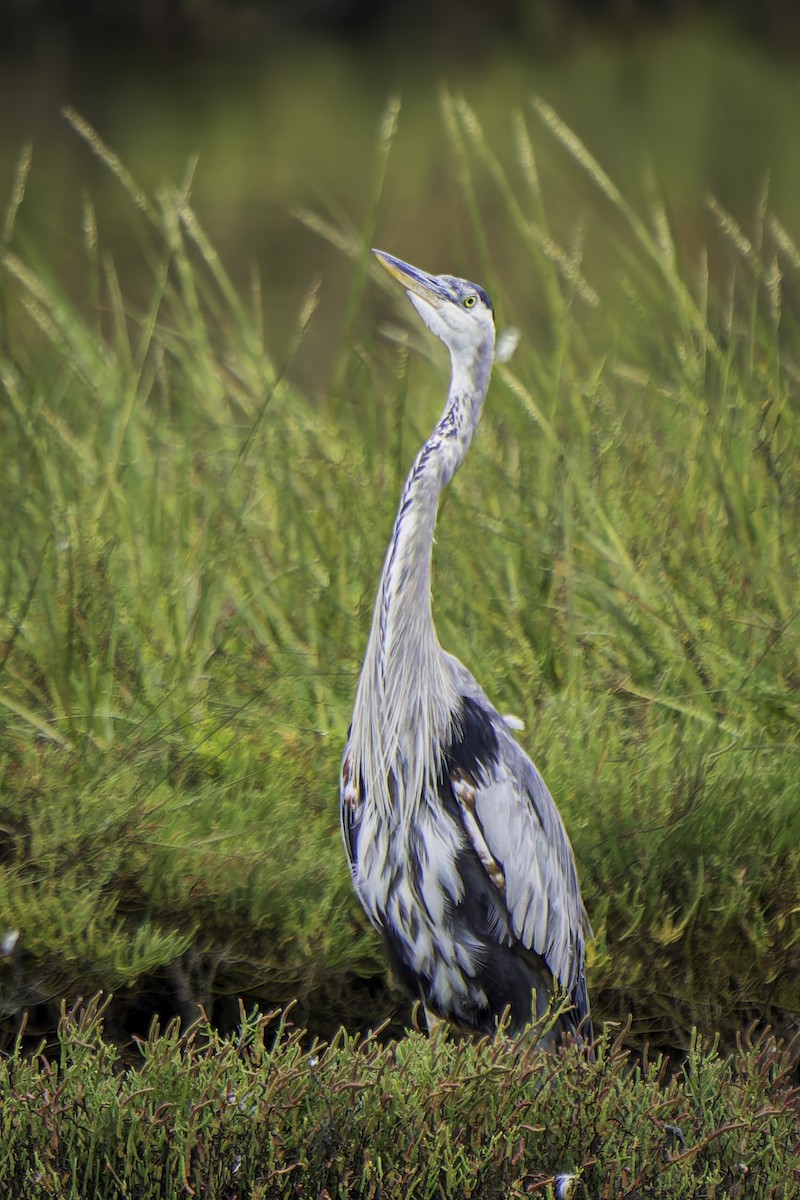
<box><xmin>375</xmin><ymin>345</ymin><xmax>492</xmax><ymax>672</ymax></box>
<box><xmin>352</xmin><ymin>343</ymin><xmax>493</xmax><ymax>818</ymax></box>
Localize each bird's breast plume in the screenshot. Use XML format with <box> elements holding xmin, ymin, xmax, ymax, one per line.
<box><xmin>495</xmin><ymin>327</ymin><xmax>520</xmax><ymax>364</ymax></box>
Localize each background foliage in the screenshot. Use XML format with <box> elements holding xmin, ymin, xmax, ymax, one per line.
<box><xmin>0</xmin><ymin>96</ymin><xmax>798</xmax><ymax>1059</ymax></box>
<box><xmin>3</xmin><ymin>0</ymin><xmax>799</xmax><ymax>50</ymax></box>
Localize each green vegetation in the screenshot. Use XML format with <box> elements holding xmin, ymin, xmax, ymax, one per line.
<box><xmin>0</xmin><ymin>93</ymin><xmax>798</xmax><ymax>1078</ymax></box>
<box><xmin>2</xmin><ymin>998</ymin><xmax>798</xmax><ymax>1198</ymax></box>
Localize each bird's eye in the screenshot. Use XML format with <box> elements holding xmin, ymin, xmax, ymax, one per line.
<box><xmin>463</xmin><ymin>295</ymin><xmax>477</xmax><ymax>308</ymax></box>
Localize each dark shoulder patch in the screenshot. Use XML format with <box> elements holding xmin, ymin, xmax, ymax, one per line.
<box><xmin>443</xmin><ymin>695</ymin><xmax>499</xmax><ymax>781</ymax></box>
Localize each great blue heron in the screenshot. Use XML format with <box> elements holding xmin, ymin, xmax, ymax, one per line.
<box><xmin>340</xmin><ymin>250</ymin><xmax>591</xmax><ymax>1044</ymax></box>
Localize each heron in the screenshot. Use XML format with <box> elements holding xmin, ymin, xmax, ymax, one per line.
<box><xmin>340</xmin><ymin>250</ymin><xmax>591</xmax><ymax>1045</ymax></box>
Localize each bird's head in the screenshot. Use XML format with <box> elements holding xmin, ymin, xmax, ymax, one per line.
<box><xmin>373</xmin><ymin>249</ymin><xmax>496</xmax><ymax>364</ymax></box>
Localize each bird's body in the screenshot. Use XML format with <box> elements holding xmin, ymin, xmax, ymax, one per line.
<box><xmin>340</xmin><ymin>251</ymin><xmax>590</xmax><ymax>1042</ymax></box>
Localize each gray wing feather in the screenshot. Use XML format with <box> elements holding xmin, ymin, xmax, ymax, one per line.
<box><xmin>446</xmin><ymin>656</ymin><xmax>590</xmax><ymax>1002</ymax></box>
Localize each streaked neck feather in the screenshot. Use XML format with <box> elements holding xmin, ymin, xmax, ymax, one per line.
<box><xmin>350</xmin><ymin>344</ymin><xmax>493</xmax><ymax>825</ymax></box>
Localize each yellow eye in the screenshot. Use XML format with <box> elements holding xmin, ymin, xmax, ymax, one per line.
<box><xmin>463</xmin><ymin>295</ymin><xmax>477</xmax><ymax>308</ymax></box>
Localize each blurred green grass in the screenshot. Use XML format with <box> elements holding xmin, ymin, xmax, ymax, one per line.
<box><xmin>0</xmin><ymin>96</ymin><xmax>798</xmax><ymax>1053</ymax></box>
<box><xmin>6</xmin><ymin>26</ymin><xmax>800</xmax><ymax>396</ymax></box>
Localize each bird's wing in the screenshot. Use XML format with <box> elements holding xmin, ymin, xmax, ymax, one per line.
<box><xmin>339</xmin><ymin>738</ymin><xmax>386</xmax><ymax>938</ymax></box>
<box><xmin>339</xmin><ymin>737</ymin><xmax>359</xmax><ymax>872</ymax></box>
<box><xmin>443</xmin><ymin>660</ymin><xmax>590</xmax><ymax>1017</ymax></box>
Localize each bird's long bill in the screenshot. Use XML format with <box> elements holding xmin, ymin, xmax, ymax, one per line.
<box><xmin>373</xmin><ymin>249</ymin><xmax>451</xmax><ymax>303</ymax></box>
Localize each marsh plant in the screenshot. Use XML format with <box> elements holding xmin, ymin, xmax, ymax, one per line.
<box><xmin>1</xmin><ymin>998</ymin><xmax>798</xmax><ymax>1198</ymax></box>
